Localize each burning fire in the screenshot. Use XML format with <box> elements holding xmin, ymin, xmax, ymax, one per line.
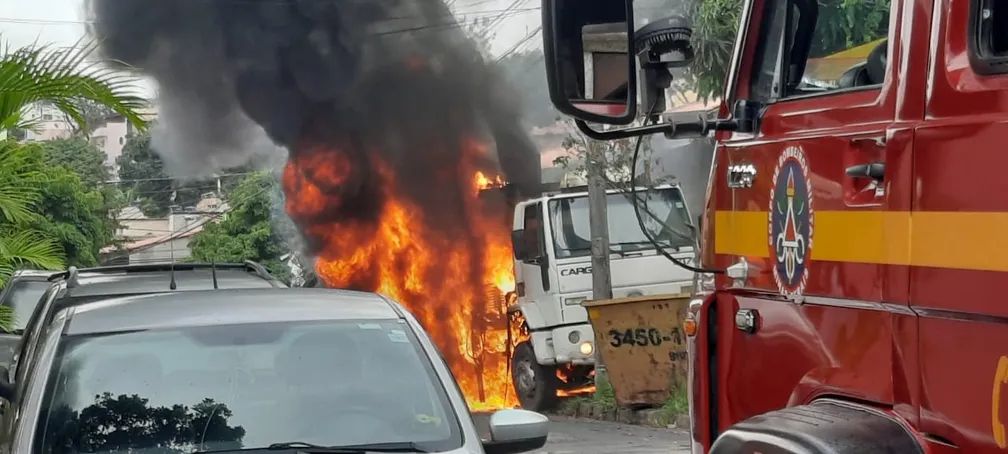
<box><xmin>283</xmin><ymin>142</ymin><xmax>519</xmax><ymax>411</ymax></box>
<box><xmin>474</xmin><ymin>171</ymin><xmax>506</xmax><ymax>193</ymax></box>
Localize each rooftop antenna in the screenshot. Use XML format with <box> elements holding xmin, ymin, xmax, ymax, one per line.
<box><xmin>211</xmin><ymin>259</ymin><xmax>219</xmax><ymax>289</ymax></box>
<box><xmin>169</xmin><ymin>190</ymin><xmax>177</xmax><ymax>290</ymax></box>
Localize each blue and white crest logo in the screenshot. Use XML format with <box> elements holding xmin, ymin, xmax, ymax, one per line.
<box><xmin>768</xmin><ymin>146</ymin><xmax>813</xmax><ymax>297</ymax></box>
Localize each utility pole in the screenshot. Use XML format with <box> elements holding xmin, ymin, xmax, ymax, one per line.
<box><xmin>587</xmin><ymin>140</ymin><xmax>613</xmax><ymax>301</ymax></box>
<box><xmin>586</xmin><ymin>139</ymin><xmax>613</xmax><ymax>389</ymax></box>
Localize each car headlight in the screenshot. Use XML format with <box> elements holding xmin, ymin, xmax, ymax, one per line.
<box><xmin>579</xmin><ymin>341</ymin><xmax>594</xmax><ymax>356</ymax></box>
<box><xmin>568</xmin><ymin>331</ymin><xmax>581</xmax><ymax>344</ymax></box>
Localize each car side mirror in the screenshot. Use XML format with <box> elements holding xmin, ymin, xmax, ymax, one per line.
<box><xmin>482</xmin><ymin>409</ymin><xmax>549</xmax><ymax>454</ymax></box>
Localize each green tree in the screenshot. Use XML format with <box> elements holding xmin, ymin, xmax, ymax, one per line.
<box><xmin>40</xmin><ymin>137</ymin><xmax>111</xmax><ymax>186</ymax></box>
<box><xmin>691</xmin><ymin>0</ymin><xmax>744</xmax><ymax>102</ymax></box>
<box><xmin>117</xmin><ymin>134</ymin><xmax>198</xmax><ymax>217</ymax></box>
<box><xmin>0</xmin><ymin>141</ymin><xmax>64</xmax><ymax>286</ymax></box>
<box><xmin>0</xmin><ymin>40</ymin><xmax>147</xmax><ymax>134</ymax></box>
<box><xmin>39</xmin><ymin>138</ymin><xmax>126</xmax><ymax>263</ymax></box>
<box><xmin>189</xmin><ymin>172</ymin><xmax>292</xmax><ymax>281</ymax></box>
<box><xmin>0</xmin><ymin>39</ymin><xmax>146</xmax><ymax>282</ymax></box>
<box><xmin>30</xmin><ymin>166</ymin><xmax>117</xmax><ymax>267</ymax></box>
<box><xmin>553</xmin><ymin>120</ymin><xmax>665</xmax><ymax>187</ymax></box>
<box><xmin>117</xmin><ymin>134</ymin><xmax>249</xmax><ymax>217</ymax></box>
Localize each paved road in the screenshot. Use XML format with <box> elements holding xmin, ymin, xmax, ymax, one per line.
<box><xmin>475</xmin><ymin>414</ymin><xmax>691</xmax><ymax>453</ymax></box>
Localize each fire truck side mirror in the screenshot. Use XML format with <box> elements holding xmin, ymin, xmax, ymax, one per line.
<box><xmin>543</xmin><ymin>0</ymin><xmax>637</xmax><ymax>125</ymax></box>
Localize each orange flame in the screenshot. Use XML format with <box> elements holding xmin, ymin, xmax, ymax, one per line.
<box><xmin>474</xmin><ymin>171</ymin><xmax>506</xmax><ymax>194</ymax></box>
<box><xmin>283</xmin><ymin>143</ymin><xmax>518</xmax><ymax>411</ymax></box>
<box><xmin>557</xmin><ymin>385</ymin><xmax>597</xmax><ymax>397</ymax></box>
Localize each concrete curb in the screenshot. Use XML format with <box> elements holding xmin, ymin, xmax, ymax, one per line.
<box><xmin>553</xmin><ymin>403</ymin><xmax>689</xmax><ymax>429</ymax></box>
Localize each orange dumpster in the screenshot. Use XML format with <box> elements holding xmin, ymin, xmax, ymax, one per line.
<box><xmin>583</xmin><ymin>294</ymin><xmax>691</xmax><ymax>408</ymax></box>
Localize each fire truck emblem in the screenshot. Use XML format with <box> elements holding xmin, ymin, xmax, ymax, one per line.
<box><xmin>769</xmin><ymin>146</ymin><xmax>814</xmax><ymax>297</ymax></box>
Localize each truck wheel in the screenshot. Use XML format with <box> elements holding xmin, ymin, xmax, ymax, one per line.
<box><xmin>512</xmin><ymin>341</ymin><xmax>558</xmax><ymax>411</ymax></box>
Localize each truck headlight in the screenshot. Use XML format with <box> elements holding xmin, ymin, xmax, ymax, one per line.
<box><xmin>579</xmin><ymin>341</ymin><xmax>594</xmax><ymax>356</ymax></box>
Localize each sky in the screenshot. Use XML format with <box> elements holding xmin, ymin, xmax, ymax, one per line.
<box><xmin>0</xmin><ymin>0</ymin><xmax>543</xmax><ymax>98</ymax></box>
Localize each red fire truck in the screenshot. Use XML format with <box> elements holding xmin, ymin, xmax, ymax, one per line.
<box><xmin>539</xmin><ymin>0</ymin><xmax>1008</xmax><ymax>452</ymax></box>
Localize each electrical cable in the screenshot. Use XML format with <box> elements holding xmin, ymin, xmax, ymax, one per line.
<box><xmin>495</xmin><ymin>25</ymin><xmax>541</xmax><ymax>62</ymax></box>
<box><xmin>629</xmin><ymin>100</ymin><xmax>723</xmax><ymax>274</ymax></box>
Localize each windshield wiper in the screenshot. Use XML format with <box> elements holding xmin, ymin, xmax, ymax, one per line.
<box><xmin>267</xmin><ymin>441</ymin><xmax>430</xmax><ymax>453</ymax></box>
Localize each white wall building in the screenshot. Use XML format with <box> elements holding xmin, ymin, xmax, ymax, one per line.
<box><xmin>21</xmin><ymin>103</ymin><xmax>74</xmax><ymax>142</ymax></box>
<box><xmin>91</xmin><ymin>116</ymin><xmax>129</xmax><ymax>174</ymax></box>
<box><xmin>91</xmin><ymin>105</ymin><xmax>159</xmax><ymax>177</ymax></box>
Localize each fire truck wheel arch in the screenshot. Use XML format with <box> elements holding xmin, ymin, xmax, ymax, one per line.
<box><xmin>709</xmin><ymin>400</ymin><xmax>922</xmax><ymax>454</ymax></box>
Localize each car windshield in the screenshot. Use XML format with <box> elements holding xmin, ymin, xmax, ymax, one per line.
<box><xmin>548</xmin><ymin>188</ymin><xmax>695</xmax><ymax>259</ymax></box>
<box><xmin>36</xmin><ymin>320</ymin><xmax>462</xmax><ymax>453</ymax></box>
<box><xmin>2</xmin><ymin>280</ymin><xmax>51</xmax><ymax>332</ymax></box>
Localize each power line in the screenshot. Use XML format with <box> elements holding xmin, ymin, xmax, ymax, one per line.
<box><xmin>0</xmin><ymin>6</ymin><xmax>541</xmax><ymax>27</ymax></box>
<box><xmin>485</xmin><ymin>0</ymin><xmax>529</xmax><ymax>31</ymax></box>
<box><xmin>0</xmin><ymin>18</ymin><xmax>90</xmax><ymax>26</ymax></box>
<box><xmin>370</xmin><ymin>8</ymin><xmax>534</xmax><ymax>36</ymax></box>
<box><xmin>103</xmin><ymin>172</ymin><xmax>254</xmax><ymax>185</ymax></box>
<box><xmin>496</xmin><ymin>25</ymin><xmax>541</xmax><ymax>62</ymax></box>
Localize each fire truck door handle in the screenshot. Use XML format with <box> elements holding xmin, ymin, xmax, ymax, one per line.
<box><xmin>845</xmin><ymin>162</ymin><xmax>885</xmax><ymax>181</ymax></box>
<box><xmin>850</xmin><ymin>136</ymin><xmax>886</xmax><ymax>148</ymax></box>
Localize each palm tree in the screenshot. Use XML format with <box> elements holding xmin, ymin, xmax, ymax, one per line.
<box><xmin>0</xmin><ymin>39</ymin><xmax>147</xmax><ymax>294</ymax></box>
<box><xmin>0</xmin><ymin>141</ymin><xmax>64</xmax><ymax>284</ymax></box>
<box><xmin>0</xmin><ymin>40</ymin><xmax>148</xmax><ymax>134</ymax></box>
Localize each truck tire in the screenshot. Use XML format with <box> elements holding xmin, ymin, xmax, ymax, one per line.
<box><xmin>511</xmin><ymin>341</ymin><xmax>558</xmax><ymax>411</ymax></box>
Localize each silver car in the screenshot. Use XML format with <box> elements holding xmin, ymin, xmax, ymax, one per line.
<box><xmin>1</xmin><ymin>288</ymin><xmax>548</xmax><ymax>453</ymax></box>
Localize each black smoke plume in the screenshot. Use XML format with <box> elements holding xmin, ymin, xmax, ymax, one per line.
<box><xmin>90</xmin><ymin>1</ymin><xmax>544</xmax><ymax>404</ymax></box>
<box><xmin>88</xmin><ymin>0</ymin><xmax>542</xmax><ymax>228</ymax></box>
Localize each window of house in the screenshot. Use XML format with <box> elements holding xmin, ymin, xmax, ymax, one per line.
<box><xmin>42</xmin><ymin>114</ymin><xmax>52</xmax><ymax>120</ymax></box>
<box><xmin>751</xmin><ymin>0</ymin><xmax>891</xmax><ymax>100</ymax></box>
<box><xmin>971</xmin><ymin>0</ymin><xmax>1008</xmax><ymax>74</ymax></box>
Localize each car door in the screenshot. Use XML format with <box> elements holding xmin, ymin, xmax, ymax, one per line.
<box><xmin>710</xmin><ymin>0</ymin><xmax>912</xmax><ymax>429</ymax></box>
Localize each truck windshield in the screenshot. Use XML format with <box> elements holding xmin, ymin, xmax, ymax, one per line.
<box><xmin>36</xmin><ymin>320</ymin><xmax>462</xmax><ymax>453</ymax></box>
<box><xmin>548</xmin><ymin>188</ymin><xmax>694</xmax><ymax>259</ymax></box>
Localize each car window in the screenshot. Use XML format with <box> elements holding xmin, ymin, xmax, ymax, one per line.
<box><xmin>35</xmin><ymin>319</ymin><xmax>461</xmax><ymax>453</ymax></box>
<box><xmin>0</xmin><ymin>280</ymin><xmax>51</xmax><ymax>332</ymax></box>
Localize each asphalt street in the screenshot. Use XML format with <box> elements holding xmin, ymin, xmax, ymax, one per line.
<box><xmin>476</xmin><ymin>414</ymin><xmax>691</xmax><ymax>454</ymax></box>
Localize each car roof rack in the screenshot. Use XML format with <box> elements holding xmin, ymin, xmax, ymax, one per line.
<box><xmin>48</xmin><ymin>260</ymin><xmax>277</xmax><ymax>284</ymax></box>
<box><xmin>66</xmin><ymin>266</ymin><xmax>80</xmax><ymax>288</ymax></box>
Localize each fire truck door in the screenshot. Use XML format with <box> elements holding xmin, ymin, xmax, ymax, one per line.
<box><xmin>910</xmin><ymin>1</ymin><xmax>1008</xmax><ymax>450</ymax></box>
<box><xmin>711</xmin><ymin>0</ymin><xmax>902</xmax><ymax>432</ymax></box>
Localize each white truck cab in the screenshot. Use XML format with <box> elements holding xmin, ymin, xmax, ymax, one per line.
<box><xmin>508</xmin><ymin>184</ymin><xmax>696</xmax><ymax>410</ymax></box>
